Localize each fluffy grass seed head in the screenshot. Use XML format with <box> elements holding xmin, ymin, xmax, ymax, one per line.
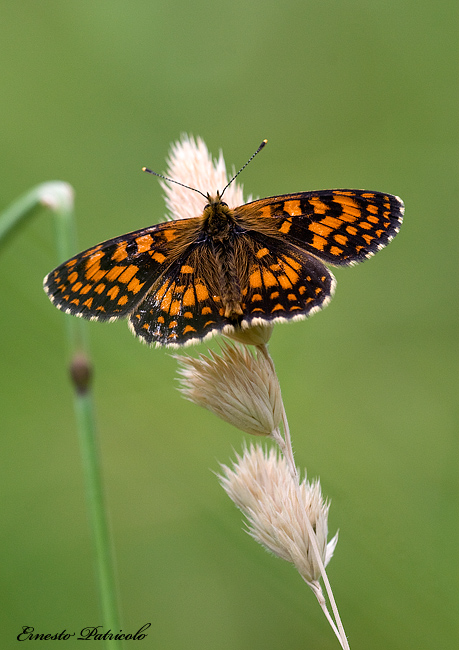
<box><xmin>224</xmin><ymin>323</ymin><xmax>274</xmax><ymax>347</ymax></box>
<box><xmin>161</xmin><ymin>134</ymin><xmax>250</xmax><ymax>221</ymax></box>
<box><xmin>176</xmin><ymin>343</ymin><xmax>282</xmax><ymax>437</ymax></box>
<box><xmin>219</xmin><ymin>444</ymin><xmax>338</xmax><ymax>584</ymax></box>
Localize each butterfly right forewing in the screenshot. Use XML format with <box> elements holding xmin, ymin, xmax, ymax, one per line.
<box><xmin>236</xmin><ymin>190</ymin><xmax>404</xmax><ymax>266</ymax></box>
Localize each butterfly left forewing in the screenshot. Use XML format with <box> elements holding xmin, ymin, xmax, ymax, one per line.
<box><xmin>235</xmin><ymin>190</ymin><xmax>404</xmax><ymax>266</ymax></box>
<box><xmin>43</xmin><ymin>218</ymin><xmax>203</xmax><ymax>321</ymax></box>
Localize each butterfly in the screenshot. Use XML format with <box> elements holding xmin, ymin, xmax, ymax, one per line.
<box><xmin>43</xmin><ymin>142</ymin><xmax>404</xmax><ymax>347</ymax></box>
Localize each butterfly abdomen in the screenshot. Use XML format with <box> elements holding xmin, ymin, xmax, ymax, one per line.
<box><xmin>210</xmin><ymin>237</ymin><xmax>244</xmax><ymax>319</ymax></box>
<box><xmin>202</xmin><ymin>199</ymin><xmax>244</xmax><ymax>319</ymax></box>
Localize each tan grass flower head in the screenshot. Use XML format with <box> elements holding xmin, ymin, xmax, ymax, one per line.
<box><xmin>161</xmin><ymin>134</ymin><xmax>250</xmax><ymax>221</ymax></box>
<box><xmin>219</xmin><ymin>445</ymin><xmax>338</xmax><ymax>583</ymax></box>
<box><xmin>224</xmin><ymin>323</ymin><xmax>274</xmax><ymax>347</ymax></box>
<box><xmin>176</xmin><ymin>343</ymin><xmax>282</xmax><ymax>436</ymax></box>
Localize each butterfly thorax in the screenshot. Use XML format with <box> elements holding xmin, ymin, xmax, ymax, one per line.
<box><xmin>202</xmin><ymin>195</ymin><xmax>243</xmax><ymax>319</ymax></box>
<box><xmin>202</xmin><ymin>194</ymin><xmax>234</xmax><ymax>239</ymax></box>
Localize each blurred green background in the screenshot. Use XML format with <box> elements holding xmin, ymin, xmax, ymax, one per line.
<box><xmin>1</xmin><ymin>1</ymin><xmax>456</xmax><ymax>648</ymax></box>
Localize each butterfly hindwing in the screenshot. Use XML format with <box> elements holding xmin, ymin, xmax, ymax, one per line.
<box><xmin>129</xmin><ymin>243</ymin><xmax>231</xmax><ymax>346</ymax></box>
<box><xmin>238</xmin><ymin>234</ymin><xmax>335</xmax><ymax>327</ymax></box>
<box><xmin>235</xmin><ymin>190</ymin><xmax>404</xmax><ymax>266</ymax></box>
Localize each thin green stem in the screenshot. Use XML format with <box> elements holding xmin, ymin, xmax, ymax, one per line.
<box><xmin>73</xmin><ymin>379</ymin><xmax>122</xmax><ymax>644</ymax></box>
<box><xmin>0</xmin><ymin>184</ymin><xmax>123</xmax><ymax>648</ymax></box>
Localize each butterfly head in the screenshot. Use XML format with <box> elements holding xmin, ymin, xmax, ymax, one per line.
<box><xmin>202</xmin><ymin>191</ymin><xmax>233</xmax><ymax>239</ymax></box>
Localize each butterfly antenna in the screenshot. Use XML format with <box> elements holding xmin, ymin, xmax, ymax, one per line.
<box><xmin>142</xmin><ymin>167</ymin><xmax>208</xmax><ymax>200</ymax></box>
<box><xmin>220</xmin><ymin>139</ymin><xmax>268</xmax><ymax>198</ymax></box>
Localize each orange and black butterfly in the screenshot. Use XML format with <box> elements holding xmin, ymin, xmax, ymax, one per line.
<box><xmin>44</xmin><ymin>141</ymin><xmax>404</xmax><ymax>347</ymax></box>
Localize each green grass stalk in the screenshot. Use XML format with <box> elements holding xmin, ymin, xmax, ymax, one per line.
<box><xmin>0</xmin><ymin>183</ymin><xmax>123</xmax><ymax>648</ymax></box>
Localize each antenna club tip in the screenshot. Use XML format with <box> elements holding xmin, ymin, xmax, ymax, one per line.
<box><xmin>257</xmin><ymin>139</ymin><xmax>268</xmax><ymax>152</ymax></box>
<box><xmin>141</xmin><ymin>167</ymin><xmax>147</xmax><ymax>172</ymax></box>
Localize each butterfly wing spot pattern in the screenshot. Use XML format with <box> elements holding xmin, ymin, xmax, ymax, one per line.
<box><xmin>44</xmin><ymin>188</ymin><xmax>404</xmax><ymax>347</ymax></box>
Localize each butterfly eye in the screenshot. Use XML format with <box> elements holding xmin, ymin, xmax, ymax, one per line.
<box><xmin>204</xmin><ymin>203</ymin><xmax>210</xmax><ymax>210</ymax></box>
<box><xmin>220</xmin><ymin>201</ymin><xmax>228</xmax><ymax>207</ymax></box>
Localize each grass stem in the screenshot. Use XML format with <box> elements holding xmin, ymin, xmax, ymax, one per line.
<box><xmin>0</xmin><ymin>183</ymin><xmax>123</xmax><ymax>648</ymax></box>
